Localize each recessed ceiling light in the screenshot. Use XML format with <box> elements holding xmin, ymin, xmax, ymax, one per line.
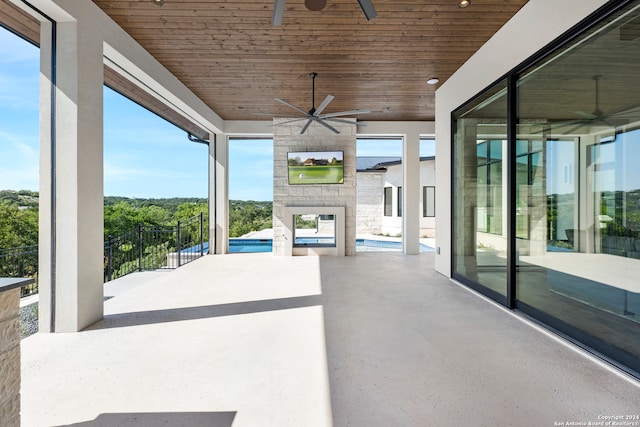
<box><xmin>459</xmin><ymin>0</ymin><xmax>471</xmax><ymax>8</ymax></box>
<box><xmin>151</xmin><ymin>0</ymin><xmax>165</xmax><ymax>6</ymax></box>
<box><xmin>427</xmin><ymin>78</ymin><xmax>440</xmax><ymax>85</ymax></box>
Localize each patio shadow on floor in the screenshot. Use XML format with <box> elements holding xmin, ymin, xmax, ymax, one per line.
<box><xmin>56</xmin><ymin>411</ymin><xmax>236</xmax><ymax>427</ymax></box>
<box><xmin>85</xmin><ymin>295</ymin><xmax>323</xmax><ymax>330</ymax></box>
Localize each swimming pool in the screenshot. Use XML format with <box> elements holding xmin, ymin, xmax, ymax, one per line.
<box><xmin>228</xmin><ymin>238</ymin><xmax>434</xmax><ymax>253</ymax></box>
<box><xmin>228</xmin><ymin>239</ymin><xmax>272</xmax><ymax>253</ymax></box>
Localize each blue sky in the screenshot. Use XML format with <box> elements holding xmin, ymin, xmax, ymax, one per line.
<box><xmin>0</xmin><ymin>28</ymin><xmax>209</xmax><ymax>199</ymax></box>
<box><xmin>1</xmin><ymin>27</ymin><xmax>434</xmax><ymax>202</ymax></box>
<box><xmin>0</xmin><ymin>29</ymin><xmax>40</xmax><ymax>192</ymax></box>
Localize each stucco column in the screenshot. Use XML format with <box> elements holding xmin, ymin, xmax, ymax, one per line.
<box><xmin>208</xmin><ymin>137</ymin><xmax>216</xmax><ymax>254</ymax></box>
<box><xmin>403</xmin><ymin>130</ymin><xmax>421</xmax><ymax>254</ymax></box>
<box><xmin>214</xmin><ymin>134</ymin><xmax>229</xmax><ymax>254</ymax></box>
<box><xmin>39</xmin><ymin>19</ymin><xmax>104</xmax><ymax>332</ymax></box>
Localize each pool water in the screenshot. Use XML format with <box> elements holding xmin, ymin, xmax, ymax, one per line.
<box><xmin>228</xmin><ymin>238</ymin><xmax>434</xmax><ymax>253</ymax></box>
<box><xmin>228</xmin><ymin>239</ymin><xmax>272</xmax><ymax>253</ymax></box>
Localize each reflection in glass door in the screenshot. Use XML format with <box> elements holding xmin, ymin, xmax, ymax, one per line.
<box><xmin>511</xmin><ymin>0</ymin><xmax>640</xmax><ymax>376</ymax></box>
<box><xmin>591</xmin><ymin>133</ymin><xmax>640</xmax><ymax>259</ymax></box>
<box><xmin>454</xmin><ymin>0</ymin><xmax>640</xmax><ymax>376</ymax></box>
<box><xmin>452</xmin><ymin>79</ymin><xmax>508</xmax><ymax>300</ymax></box>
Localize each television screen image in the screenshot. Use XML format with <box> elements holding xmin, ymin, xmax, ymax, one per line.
<box><xmin>287</xmin><ymin>151</ymin><xmax>344</xmax><ymax>185</ymax></box>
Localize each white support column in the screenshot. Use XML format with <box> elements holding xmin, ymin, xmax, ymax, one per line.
<box><xmin>403</xmin><ymin>130</ymin><xmax>421</xmax><ymax>254</ymax></box>
<box><xmin>39</xmin><ymin>19</ymin><xmax>104</xmax><ymax>332</ymax></box>
<box><xmin>208</xmin><ymin>138</ymin><xmax>216</xmax><ymax>254</ymax></box>
<box><xmin>402</xmin><ymin>131</ymin><xmax>420</xmax><ymax>255</ymax></box>
<box><xmin>214</xmin><ymin>134</ymin><xmax>229</xmax><ymax>254</ymax></box>
<box><xmin>38</xmin><ymin>19</ymin><xmax>54</xmax><ymax>334</ymax></box>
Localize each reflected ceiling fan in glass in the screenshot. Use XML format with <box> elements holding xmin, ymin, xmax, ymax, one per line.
<box><xmin>541</xmin><ymin>75</ymin><xmax>629</xmax><ymax>135</ymax></box>
<box><xmin>252</xmin><ymin>72</ymin><xmax>370</xmax><ymax>134</ymax></box>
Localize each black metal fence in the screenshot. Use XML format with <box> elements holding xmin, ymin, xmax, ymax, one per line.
<box><xmin>104</xmin><ymin>212</ymin><xmax>207</xmax><ymax>282</ymax></box>
<box><xmin>0</xmin><ymin>245</ymin><xmax>39</xmax><ymax>297</ymax></box>
<box><xmin>0</xmin><ymin>212</ymin><xmax>207</xmax><ymax>296</ymax></box>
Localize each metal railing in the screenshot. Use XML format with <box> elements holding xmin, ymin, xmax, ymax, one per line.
<box><xmin>0</xmin><ymin>245</ymin><xmax>39</xmax><ymax>297</ymax></box>
<box><xmin>104</xmin><ymin>212</ymin><xmax>207</xmax><ymax>282</ymax></box>
<box><xmin>170</xmin><ymin>212</ymin><xmax>206</xmax><ymax>269</ymax></box>
<box><xmin>0</xmin><ymin>212</ymin><xmax>207</xmax><ymax>296</ymax></box>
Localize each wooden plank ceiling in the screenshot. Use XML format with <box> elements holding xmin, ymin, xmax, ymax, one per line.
<box><xmin>92</xmin><ymin>0</ymin><xmax>529</xmax><ymax>122</ymax></box>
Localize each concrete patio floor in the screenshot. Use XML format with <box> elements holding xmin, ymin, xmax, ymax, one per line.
<box><xmin>21</xmin><ymin>252</ymin><xmax>640</xmax><ymax>426</ymax></box>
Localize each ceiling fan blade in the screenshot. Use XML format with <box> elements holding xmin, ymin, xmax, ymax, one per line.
<box><xmin>599</xmin><ymin>118</ymin><xmax>629</xmax><ymax>127</ymax></box>
<box><xmin>318</xmin><ymin>109</ymin><xmax>370</xmax><ymax>119</ymax></box>
<box><xmin>312</xmin><ymin>117</ymin><xmax>340</xmax><ymax>134</ymax></box>
<box><xmin>272</xmin><ymin>0</ymin><xmax>286</xmax><ymax>25</ymax></box>
<box><xmin>357</xmin><ymin>0</ymin><xmax>377</xmax><ymax>20</ymax></box>
<box><xmin>269</xmin><ymin>117</ymin><xmax>309</xmax><ymax>126</ymax></box>
<box><xmin>275</xmin><ymin>98</ymin><xmax>310</xmax><ymax>116</ymax></box>
<box><xmin>562</xmin><ymin>122</ymin><xmax>593</xmax><ymax>135</ymax></box>
<box><xmin>252</xmin><ymin>112</ymin><xmax>298</xmax><ymax>117</ymax></box>
<box><xmin>325</xmin><ymin>117</ymin><xmax>367</xmax><ymax>126</ymax></box>
<box><xmin>574</xmin><ymin>111</ymin><xmax>598</xmax><ymax>119</ymax></box>
<box><xmin>314</xmin><ymin>95</ymin><xmax>334</xmax><ymax>117</ymax></box>
<box><xmin>526</xmin><ymin>120</ymin><xmax>583</xmax><ymax>134</ymax></box>
<box><xmin>300</xmin><ymin>118</ymin><xmax>314</xmax><ymax>134</ymax></box>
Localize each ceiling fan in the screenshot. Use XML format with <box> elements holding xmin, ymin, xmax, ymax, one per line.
<box><xmin>253</xmin><ymin>72</ymin><xmax>370</xmax><ymax>134</ymax></box>
<box><xmin>540</xmin><ymin>75</ymin><xmax>628</xmax><ymax>134</ymax></box>
<box><xmin>272</xmin><ymin>0</ymin><xmax>377</xmax><ymax>25</ymax></box>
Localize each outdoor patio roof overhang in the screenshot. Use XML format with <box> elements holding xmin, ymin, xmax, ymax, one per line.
<box><xmin>1</xmin><ymin>0</ymin><xmax>530</xmax><ymax>132</ymax></box>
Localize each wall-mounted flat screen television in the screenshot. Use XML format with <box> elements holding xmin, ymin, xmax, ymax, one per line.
<box><xmin>287</xmin><ymin>151</ymin><xmax>344</xmax><ymax>185</ymax></box>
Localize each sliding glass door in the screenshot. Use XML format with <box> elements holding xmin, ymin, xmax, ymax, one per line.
<box><xmin>453</xmin><ymin>1</ymin><xmax>640</xmax><ymax>376</ymax></box>
<box><xmin>453</xmin><ymin>80</ymin><xmax>508</xmax><ymax>301</ymax></box>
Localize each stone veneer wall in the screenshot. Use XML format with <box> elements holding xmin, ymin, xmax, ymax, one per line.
<box><xmin>356</xmin><ymin>172</ymin><xmax>384</xmax><ymax>235</ymax></box>
<box><xmin>0</xmin><ymin>288</ymin><xmax>20</xmax><ymax>427</ymax></box>
<box><xmin>273</xmin><ymin>118</ymin><xmax>357</xmax><ymax>256</ymax></box>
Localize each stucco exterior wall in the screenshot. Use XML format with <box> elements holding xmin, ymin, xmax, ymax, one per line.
<box><xmin>372</xmin><ymin>160</ymin><xmax>435</xmax><ymax>237</ymax></box>
<box><xmin>381</xmin><ymin>163</ymin><xmax>404</xmax><ymax>236</ymax></box>
<box><xmin>356</xmin><ymin>172</ymin><xmax>384</xmax><ymax>235</ymax></box>
<box><xmin>419</xmin><ymin>160</ymin><xmax>436</xmax><ymax>237</ymax></box>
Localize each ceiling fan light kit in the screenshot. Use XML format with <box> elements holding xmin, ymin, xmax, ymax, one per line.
<box><xmin>253</xmin><ymin>72</ymin><xmax>370</xmax><ymax>134</ymax></box>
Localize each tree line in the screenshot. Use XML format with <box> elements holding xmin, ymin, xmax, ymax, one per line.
<box><xmin>0</xmin><ymin>190</ymin><xmax>273</xmax><ymax>248</ymax></box>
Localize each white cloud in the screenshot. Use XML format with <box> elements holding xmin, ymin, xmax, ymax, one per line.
<box><xmin>0</xmin><ymin>131</ymin><xmax>38</xmax><ymax>156</ymax></box>
<box><xmin>229</xmin><ymin>140</ymin><xmax>274</xmax><ymax>156</ymax></box>
<box><xmin>0</xmin><ymin>133</ymin><xmax>39</xmax><ymax>191</ymax></box>
<box><xmin>0</xmin><ymin>72</ymin><xmax>40</xmax><ymax>112</ymax></box>
<box><xmin>103</xmin><ymin>162</ymin><xmax>207</xmax><ymax>198</ymax></box>
<box><xmin>104</xmin><ymin>162</ymin><xmax>197</xmax><ymax>182</ymax></box>
<box><xmin>230</xmin><ymin>159</ymin><xmax>273</xmax><ymax>179</ymax></box>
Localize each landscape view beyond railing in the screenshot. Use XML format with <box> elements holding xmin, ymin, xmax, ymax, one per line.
<box><xmin>0</xmin><ymin>190</ymin><xmax>273</xmax><ymax>297</ymax></box>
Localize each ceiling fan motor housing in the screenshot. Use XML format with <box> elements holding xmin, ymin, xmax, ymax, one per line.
<box><xmin>252</xmin><ymin>72</ymin><xmax>370</xmax><ymax>134</ymax></box>
<box><xmin>305</xmin><ymin>0</ymin><xmax>327</xmax><ymax>11</ymax></box>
